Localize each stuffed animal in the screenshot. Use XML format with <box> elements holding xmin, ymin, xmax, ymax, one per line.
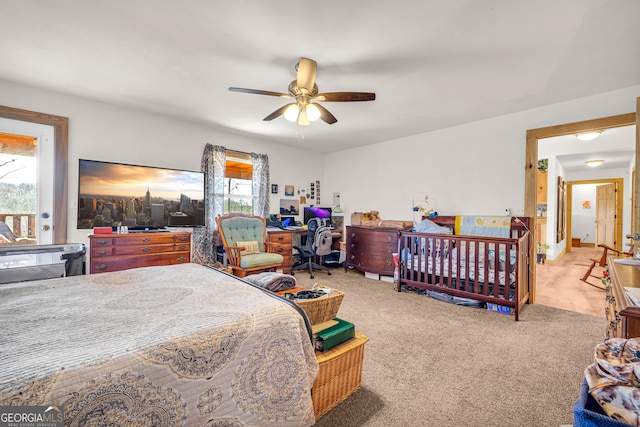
<box><xmin>365</xmin><ymin>210</ymin><xmax>380</xmax><ymax>221</ymax></box>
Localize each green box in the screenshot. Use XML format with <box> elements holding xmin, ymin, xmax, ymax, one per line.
<box><xmin>314</xmin><ymin>318</ymin><xmax>355</xmax><ymax>352</ymax></box>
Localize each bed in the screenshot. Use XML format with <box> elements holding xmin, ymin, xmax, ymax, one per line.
<box><xmin>0</xmin><ymin>263</ymin><xmax>319</xmax><ymax>426</ymax></box>
<box><xmin>396</xmin><ymin>216</ymin><xmax>531</xmax><ymax>321</ymax></box>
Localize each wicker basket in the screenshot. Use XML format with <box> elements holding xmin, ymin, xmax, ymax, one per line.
<box><xmin>295</xmin><ymin>289</ymin><xmax>344</xmax><ymax>325</ymax></box>
<box><xmin>313</xmin><ymin>331</ymin><xmax>369</xmax><ymax>420</ymax></box>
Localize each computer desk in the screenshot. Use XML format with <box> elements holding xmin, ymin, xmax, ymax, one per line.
<box><xmin>266</xmin><ymin>227</ymin><xmax>343</xmax><ymax>274</ymax></box>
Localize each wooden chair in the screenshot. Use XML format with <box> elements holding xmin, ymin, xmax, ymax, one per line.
<box><xmin>215</xmin><ymin>214</ymin><xmax>284</xmax><ymax>278</ymax></box>
<box><xmin>581</xmin><ymin>243</ymin><xmax>633</xmax><ymax>289</ymax></box>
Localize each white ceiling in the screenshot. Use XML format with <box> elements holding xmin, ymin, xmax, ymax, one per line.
<box><xmin>1</xmin><ymin>0</ymin><xmax>639</xmax><ymax>155</ymax></box>
<box><xmin>540</xmin><ymin>125</ymin><xmax>635</xmax><ymax>173</ymax></box>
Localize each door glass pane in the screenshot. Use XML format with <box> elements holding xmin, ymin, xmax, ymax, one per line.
<box><xmin>0</xmin><ymin>133</ymin><xmax>37</xmax><ymax>244</ymax></box>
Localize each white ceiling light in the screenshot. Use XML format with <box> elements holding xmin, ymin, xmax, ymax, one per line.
<box><xmin>576</xmin><ymin>131</ymin><xmax>602</xmax><ymax>141</ymax></box>
<box><xmin>585</xmin><ymin>160</ymin><xmax>604</xmax><ymax>167</ymax></box>
<box><xmin>283</xmin><ymin>104</ymin><xmax>299</xmax><ymax>122</ymax></box>
<box><xmin>306</xmin><ymin>103</ymin><xmax>321</xmax><ymax>122</ymax></box>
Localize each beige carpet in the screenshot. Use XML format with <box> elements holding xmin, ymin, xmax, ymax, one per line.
<box><xmin>293</xmin><ymin>264</ymin><xmax>605</xmax><ymax>427</ymax></box>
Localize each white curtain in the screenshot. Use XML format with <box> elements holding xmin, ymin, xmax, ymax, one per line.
<box><xmin>192</xmin><ymin>144</ymin><xmax>226</xmax><ymax>264</ymax></box>
<box><xmin>251</xmin><ymin>152</ymin><xmax>270</xmax><ymax>218</ymax></box>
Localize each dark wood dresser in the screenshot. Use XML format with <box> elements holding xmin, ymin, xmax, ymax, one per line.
<box><xmin>605</xmin><ymin>255</ymin><xmax>640</xmax><ymax>339</ymax></box>
<box><xmin>345</xmin><ymin>226</ymin><xmax>400</xmax><ymax>276</ymax></box>
<box><xmin>89</xmin><ymin>231</ymin><xmax>191</xmax><ymax>274</ymax></box>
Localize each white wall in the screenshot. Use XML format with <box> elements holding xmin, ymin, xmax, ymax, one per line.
<box><xmin>2</xmin><ymin>78</ymin><xmax>639</xmax><ymax>251</ymax></box>
<box><xmin>323</xmin><ymin>86</ymin><xmax>640</xmax><ymax>229</ymax></box>
<box><xmin>0</xmin><ymin>79</ymin><xmax>324</xmax><ymax>249</ymax></box>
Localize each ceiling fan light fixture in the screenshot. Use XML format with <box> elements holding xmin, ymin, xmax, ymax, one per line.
<box><xmin>284</xmin><ymin>104</ymin><xmax>299</xmax><ymax>122</ymax></box>
<box><xmin>576</xmin><ymin>131</ymin><xmax>602</xmax><ymax>141</ymax></box>
<box><xmin>585</xmin><ymin>159</ymin><xmax>604</xmax><ymax>167</ymax></box>
<box><xmin>306</xmin><ymin>103</ymin><xmax>321</xmax><ymax>122</ymax></box>
<box><xmin>298</xmin><ymin>108</ymin><xmax>311</xmax><ymax>126</ymax></box>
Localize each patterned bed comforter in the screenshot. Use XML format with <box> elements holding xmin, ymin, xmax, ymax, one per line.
<box><xmin>0</xmin><ymin>263</ymin><xmax>319</xmax><ymax>426</ymax></box>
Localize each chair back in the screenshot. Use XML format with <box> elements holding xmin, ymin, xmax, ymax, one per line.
<box><xmin>216</xmin><ymin>214</ymin><xmax>267</xmax><ymax>251</ymax></box>
<box><xmin>307</xmin><ymin>218</ymin><xmax>333</xmax><ymax>256</ymax></box>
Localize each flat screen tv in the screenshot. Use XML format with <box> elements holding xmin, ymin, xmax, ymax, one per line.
<box><xmin>77</xmin><ymin>159</ymin><xmax>205</xmax><ymax>229</ymax></box>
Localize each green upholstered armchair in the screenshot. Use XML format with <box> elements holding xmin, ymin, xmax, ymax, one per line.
<box><xmin>215</xmin><ymin>214</ymin><xmax>284</xmax><ymax>278</ymax></box>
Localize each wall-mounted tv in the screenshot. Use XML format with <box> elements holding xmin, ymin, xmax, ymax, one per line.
<box><xmin>77</xmin><ymin>159</ymin><xmax>205</xmax><ymax>229</ymax></box>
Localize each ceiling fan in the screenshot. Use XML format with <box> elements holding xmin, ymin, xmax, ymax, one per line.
<box><xmin>229</xmin><ymin>57</ymin><xmax>376</xmax><ymax>126</ymax></box>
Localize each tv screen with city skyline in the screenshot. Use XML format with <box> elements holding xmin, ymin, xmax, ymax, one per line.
<box><xmin>77</xmin><ymin>159</ymin><xmax>205</xmax><ymax>229</ymax></box>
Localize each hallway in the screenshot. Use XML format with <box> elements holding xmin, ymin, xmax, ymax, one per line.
<box><xmin>535</xmin><ymin>246</ymin><xmax>607</xmax><ymax>317</ymax></box>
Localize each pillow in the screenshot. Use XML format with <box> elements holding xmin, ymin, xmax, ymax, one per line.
<box><xmin>237</xmin><ymin>240</ymin><xmax>260</xmax><ymax>255</ymax></box>
<box><xmin>415</xmin><ymin>219</ymin><xmax>453</xmax><ymax>234</ymax></box>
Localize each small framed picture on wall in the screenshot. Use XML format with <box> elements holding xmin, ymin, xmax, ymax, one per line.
<box><xmin>271</xmin><ymin>184</ymin><xmax>278</xmax><ymax>194</ymax></box>
<box><xmin>284</xmin><ymin>185</ymin><xmax>294</xmax><ymax>197</ymax></box>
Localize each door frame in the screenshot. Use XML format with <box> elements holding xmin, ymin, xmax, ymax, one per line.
<box><xmin>567</xmin><ymin>178</ymin><xmax>624</xmax><ymax>252</ymax></box>
<box><xmin>0</xmin><ymin>105</ymin><xmax>69</xmax><ymax>244</ymax></box>
<box><xmin>525</xmin><ymin>111</ymin><xmax>637</xmax><ymax>303</ymax></box>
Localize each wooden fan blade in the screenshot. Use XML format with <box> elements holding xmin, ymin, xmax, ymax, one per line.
<box><xmin>314</xmin><ymin>103</ymin><xmax>338</xmax><ymax>124</ymax></box>
<box><xmin>296</xmin><ymin>58</ymin><xmax>317</xmax><ymax>94</ymax></box>
<box><xmin>263</xmin><ymin>104</ymin><xmax>294</xmax><ymax>121</ymax></box>
<box><xmin>229</xmin><ymin>87</ymin><xmax>293</xmax><ymax>98</ymax></box>
<box><xmin>314</xmin><ymin>92</ymin><xmax>376</xmax><ymax>102</ymax></box>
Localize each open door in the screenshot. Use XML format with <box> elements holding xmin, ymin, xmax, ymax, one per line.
<box><xmin>596</xmin><ymin>183</ymin><xmax>617</xmax><ymax>248</ymax></box>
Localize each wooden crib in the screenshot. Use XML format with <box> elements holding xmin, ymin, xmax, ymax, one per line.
<box><xmin>396</xmin><ymin>216</ymin><xmax>531</xmax><ymax>320</ymax></box>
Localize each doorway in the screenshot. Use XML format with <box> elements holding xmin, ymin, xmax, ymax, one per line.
<box><xmin>0</xmin><ymin>106</ymin><xmax>69</xmax><ymax>244</ymax></box>
<box><xmin>525</xmin><ymin>109</ymin><xmax>639</xmax><ymax>304</ymax></box>
<box><xmin>0</xmin><ymin>119</ymin><xmax>55</xmax><ymax>244</ymax></box>
<box><xmin>567</xmin><ymin>179</ymin><xmax>624</xmax><ymax>253</ymax></box>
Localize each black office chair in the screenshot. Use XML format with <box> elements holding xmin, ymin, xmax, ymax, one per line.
<box><xmin>292</xmin><ymin>218</ymin><xmax>332</xmax><ymax>279</ymax></box>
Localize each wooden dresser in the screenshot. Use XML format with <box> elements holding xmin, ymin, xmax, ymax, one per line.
<box><xmin>267</xmin><ymin>229</ymin><xmax>295</xmax><ymax>274</ymax></box>
<box><xmin>345</xmin><ymin>226</ymin><xmax>400</xmax><ymax>276</ymax></box>
<box><xmin>605</xmin><ymin>255</ymin><xmax>640</xmax><ymax>339</ymax></box>
<box><xmin>89</xmin><ymin>231</ymin><xmax>191</xmax><ymax>274</ymax></box>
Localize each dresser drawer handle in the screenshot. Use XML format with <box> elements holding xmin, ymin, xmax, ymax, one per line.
<box><xmin>351</xmin><ymin>244</ymin><xmax>355</xmax><ymax>248</ymax></box>
<box><xmin>96</xmin><ymin>264</ymin><xmax>109</xmax><ymax>270</ymax></box>
<box><xmin>177</xmin><ymin>236</ymin><xmax>189</xmax><ymax>241</ymax></box>
<box><xmin>178</xmin><ymin>245</ymin><xmax>187</xmax><ymax>250</ymax></box>
<box><xmin>277</xmin><ymin>236</ymin><xmax>285</xmax><ymax>241</ymax></box>
<box><xmin>278</xmin><ymin>248</ymin><xmax>283</xmax><ymax>253</ymax></box>
<box><xmin>177</xmin><ymin>257</ymin><xmax>188</xmax><ymax>263</ymax></box>
<box><xmin>142</xmin><ymin>247</ymin><xmax>151</xmax><ymax>253</ymax></box>
<box><xmin>97</xmin><ymin>240</ymin><xmax>109</xmax><ymax>245</ymax></box>
<box><xmin>97</xmin><ymin>250</ymin><xmax>109</xmax><ymax>255</ymax></box>
<box><xmin>350</xmin><ymin>255</ymin><xmax>355</xmax><ymax>260</ymax></box>
<box><xmin>142</xmin><ymin>238</ymin><xmax>151</xmax><ymax>243</ymax></box>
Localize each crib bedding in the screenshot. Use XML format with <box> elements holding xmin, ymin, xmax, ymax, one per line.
<box><xmin>0</xmin><ymin>263</ymin><xmax>318</xmax><ymax>426</ymax></box>
<box><xmin>407</xmin><ymin>255</ymin><xmax>514</xmax><ymax>288</ymax></box>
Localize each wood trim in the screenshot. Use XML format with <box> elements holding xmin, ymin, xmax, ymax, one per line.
<box><xmin>0</xmin><ymin>105</ymin><xmax>69</xmax><ymax>244</ymax></box>
<box><xmin>526</xmin><ymin>113</ymin><xmax>636</xmax><ymax>139</ymax></box>
<box><xmin>525</xmin><ymin>112</ymin><xmax>637</xmax><ymax>304</ymax></box>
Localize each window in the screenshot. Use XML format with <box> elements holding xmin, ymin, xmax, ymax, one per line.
<box><xmin>223</xmin><ymin>150</ymin><xmax>253</xmax><ymax>214</ymax></box>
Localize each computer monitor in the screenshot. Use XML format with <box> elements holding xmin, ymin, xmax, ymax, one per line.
<box><xmin>303</xmin><ymin>206</ymin><xmax>332</xmax><ymax>226</ymax></box>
